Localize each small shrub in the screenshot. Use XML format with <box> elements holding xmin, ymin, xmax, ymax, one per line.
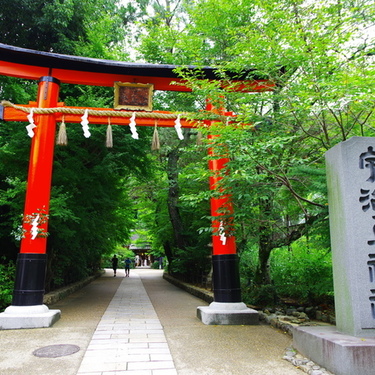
<box><xmin>239</xmin><ymin>247</ymin><xmax>258</xmax><ymax>287</ymax></box>
<box><xmin>170</xmin><ymin>246</ymin><xmax>211</xmax><ymax>284</ymax></box>
<box><xmin>242</xmin><ymin>284</ymin><xmax>278</xmax><ymax>307</ymax></box>
<box><xmin>239</xmin><ymin>238</ymin><xmax>333</xmax><ymax>306</ymax></box>
<box><xmin>0</xmin><ymin>259</ymin><xmax>16</xmax><ymax>312</ymax></box>
<box><xmin>151</xmin><ymin>261</ymin><xmax>161</xmax><ymax>269</ymax></box>
<box><xmin>270</xmin><ymin>240</ymin><xmax>333</xmax><ymax>304</ymax></box>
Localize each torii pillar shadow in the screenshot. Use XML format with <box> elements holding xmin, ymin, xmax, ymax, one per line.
<box><xmin>197</xmin><ymin>104</ymin><xmax>258</xmax><ymax>325</ymax></box>
<box><xmin>0</xmin><ymin>77</ymin><xmax>61</xmax><ymax>329</ymax></box>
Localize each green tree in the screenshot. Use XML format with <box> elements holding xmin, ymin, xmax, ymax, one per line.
<box><xmin>136</xmin><ymin>0</ymin><xmax>190</xmax><ymax>63</ymax></box>
<box><xmin>0</xmin><ymin>0</ymin><xmax>156</xmax><ymax>292</ymax></box>
<box><xmin>134</xmin><ymin>1</ymin><xmax>215</xmax><ymax>283</ymax></box>
<box><xmin>134</xmin><ymin>0</ymin><xmax>375</xmax><ymax>296</ymax></box>
<box><xmin>178</xmin><ymin>0</ymin><xmax>375</xmax><ymax>289</ymax></box>
<box><xmin>0</xmin><ymin>0</ymin><xmax>126</xmax><ymax>55</ymax></box>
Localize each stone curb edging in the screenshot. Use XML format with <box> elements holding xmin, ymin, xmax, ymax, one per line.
<box><xmin>283</xmin><ymin>347</ymin><xmax>334</xmax><ymax>375</ymax></box>
<box><xmin>259</xmin><ymin>311</ymin><xmax>296</xmax><ymax>335</ymax></box>
<box><xmin>163</xmin><ymin>273</ymin><xmax>214</xmax><ymax>304</ymax></box>
<box><xmin>43</xmin><ymin>270</ymin><xmax>104</xmax><ymax>306</ymax></box>
<box><xmin>163</xmin><ymin>273</ymin><xmax>333</xmax><ymax>334</ymax></box>
<box><xmin>162</xmin><ymin>273</ymin><xmax>294</xmax><ymax>334</ymax></box>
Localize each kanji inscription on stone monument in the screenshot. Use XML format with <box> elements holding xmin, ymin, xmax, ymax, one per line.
<box><xmin>358</xmin><ymin>146</ymin><xmax>375</xmax><ymax>319</ymax></box>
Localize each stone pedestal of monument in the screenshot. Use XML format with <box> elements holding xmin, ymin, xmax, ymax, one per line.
<box><xmin>293</xmin><ymin>326</ymin><xmax>375</xmax><ymax>375</ymax></box>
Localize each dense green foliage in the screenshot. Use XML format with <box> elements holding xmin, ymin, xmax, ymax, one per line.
<box><xmin>0</xmin><ymin>0</ymin><xmax>129</xmax><ymax>56</ymax></box>
<box><xmin>0</xmin><ymin>0</ymin><xmax>154</xmax><ymax>305</ymax></box>
<box><xmin>134</xmin><ymin>0</ymin><xmax>375</xmax><ymax>304</ymax></box>
<box><xmin>0</xmin><ymin>0</ymin><xmax>374</xmax><ymax>309</ymax></box>
<box><xmin>0</xmin><ymin>259</ymin><xmax>16</xmax><ymax>311</ymax></box>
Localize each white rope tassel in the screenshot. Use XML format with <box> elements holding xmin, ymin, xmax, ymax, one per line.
<box><xmin>57</xmin><ymin>117</ymin><xmax>68</xmax><ymax>146</ymax></box>
<box><xmin>106</xmin><ymin>119</ymin><xmax>113</xmax><ymax>148</ymax></box>
<box><xmin>151</xmin><ymin>121</ymin><xmax>160</xmax><ymax>151</ymax></box>
<box><xmin>129</xmin><ymin>112</ymin><xmax>139</xmax><ymax>139</ymax></box>
<box><xmin>81</xmin><ymin>109</ymin><xmax>91</xmax><ymax>138</ymax></box>
<box><xmin>174</xmin><ymin>114</ymin><xmax>184</xmax><ymax>140</ymax></box>
<box><xmin>26</xmin><ymin>108</ymin><xmax>36</xmax><ymax>138</ymax></box>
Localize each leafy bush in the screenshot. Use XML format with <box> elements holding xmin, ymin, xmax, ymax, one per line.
<box><xmin>0</xmin><ymin>259</ymin><xmax>16</xmax><ymax>312</ymax></box>
<box><xmin>239</xmin><ymin>246</ymin><xmax>258</xmax><ymax>288</ymax></box>
<box><xmin>170</xmin><ymin>245</ymin><xmax>211</xmax><ymax>284</ymax></box>
<box><xmin>239</xmin><ymin>238</ymin><xmax>333</xmax><ymax>306</ymax></box>
<box><xmin>151</xmin><ymin>260</ymin><xmax>162</xmax><ymax>269</ymax></box>
<box><xmin>270</xmin><ymin>239</ymin><xmax>333</xmax><ymax>304</ymax></box>
<box><xmin>242</xmin><ymin>284</ymin><xmax>278</xmax><ymax>307</ymax></box>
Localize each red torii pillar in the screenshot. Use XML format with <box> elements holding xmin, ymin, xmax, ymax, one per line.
<box><xmin>0</xmin><ymin>77</ymin><xmax>61</xmax><ymax>328</ymax></box>
<box><xmin>206</xmin><ymin>103</ymin><xmax>241</xmax><ymax>303</ymax></box>
<box><xmin>209</xmin><ymin>139</ymin><xmax>242</xmax><ymax>303</ymax></box>
<box><xmin>197</xmin><ymin>103</ymin><xmax>258</xmax><ymax>324</ymax></box>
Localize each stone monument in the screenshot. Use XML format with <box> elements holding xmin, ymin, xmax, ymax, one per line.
<box><xmin>327</xmin><ymin>136</ymin><xmax>375</xmax><ymax>336</ymax></box>
<box><xmin>293</xmin><ymin>137</ymin><xmax>375</xmax><ymax>375</ymax></box>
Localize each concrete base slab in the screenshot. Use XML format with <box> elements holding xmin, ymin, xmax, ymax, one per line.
<box><xmin>0</xmin><ymin>304</ymin><xmax>61</xmax><ymax>330</ymax></box>
<box><xmin>293</xmin><ymin>325</ymin><xmax>375</xmax><ymax>375</ymax></box>
<box><xmin>197</xmin><ymin>302</ymin><xmax>259</xmax><ymax>325</ymax></box>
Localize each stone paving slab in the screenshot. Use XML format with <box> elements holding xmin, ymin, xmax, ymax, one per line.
<box><xmin>77</xmin><ymin>273</ymin><xmax>177</xmax><ymax>375</ymax></box>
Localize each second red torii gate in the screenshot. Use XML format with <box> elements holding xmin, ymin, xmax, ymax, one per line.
<box><xmin>0</xmin><ymin>43</ymin><xmax>274</xmax><ymax>328</ymax></box>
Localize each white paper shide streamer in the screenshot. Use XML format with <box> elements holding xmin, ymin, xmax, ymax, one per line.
<box><xmin>80</xmin><ymin>109</ymin><xmax>91</xmax><ymax>138</ymax></box>
<box><xmin>26</xmin><ymin>108</ymin><xmax>36</xmax><ymax>138</ymax></box>
<box><xmin>218</xmin><ymin>221</ymin><xmax>227</xmax><ymax>245</ymax></box>
<box><xmin>31</xmin><ymin>214</ymin><xmax>40</xmax><ymax>240</ymax></box>
<box><xmin>129</xmin><ymin>112</ymin><xmax>139</xmax><ymax>139</ymax></box>
<box><xmin>174</xmin><ymin>114</ymin><xmax>184</xmax><ymax>140</ymax></box>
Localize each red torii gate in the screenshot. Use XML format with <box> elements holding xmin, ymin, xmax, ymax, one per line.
<box><xmin>0</xmin><ymin>44</ymin><xmax>274</xmax><ymax>328</ymax></box>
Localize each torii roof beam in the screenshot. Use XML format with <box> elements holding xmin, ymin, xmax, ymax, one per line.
<box><xmin>0</xmin><ymin>43</ymin><xmax>274</xmax><ymax>92</ymax></box>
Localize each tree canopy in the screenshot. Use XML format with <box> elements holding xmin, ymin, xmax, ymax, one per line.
<box><xmin>135</xmin><ymin>0</ymin><xmax>375</xmax><ymax>300</ymax></box>
<box><xmin>0</xmin><ymin>0</ymin><xmax>154</xmax><ymax>294</ymax></box>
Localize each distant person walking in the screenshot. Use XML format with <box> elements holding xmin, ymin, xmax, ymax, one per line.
<box><xmin>111</xmin><ymin>255</ymin><xmax>118</xmax><ymax>277</ymax></box>
<box><xmin>124</xmin><ymin>257</ymin><xmax>132</xmax><ymax>277</ymax></box>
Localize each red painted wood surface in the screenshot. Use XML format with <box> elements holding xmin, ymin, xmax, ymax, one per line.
<box><xmin>20</xmin><ymin>79</ymin><xmax>60</xmax><ymax>254</ymax></box>
<box><xmin>207</xmin><ymin>104</ymin><xmax>237</xmax><ymax>256</ymax></box>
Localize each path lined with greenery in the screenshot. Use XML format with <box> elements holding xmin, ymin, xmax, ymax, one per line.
<box><xmin>1</xmin><ymin>0</ymin><xmax>374</xmax><ymax>311</ymax></box>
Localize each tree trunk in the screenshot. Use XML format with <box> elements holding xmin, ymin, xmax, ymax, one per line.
<box><xmin>163</xmin><ymin>240</ymin><xmax>174</xmax><ymax>274</ymax></box>
<box><xmin>255</xmin><ymin>236</ymin><xmax>273</xmax><ymax>285</ymax></box>
<box><xmin>166</xmin><ymin>148</ymin><xmax>187</xmax><ymax>250</ymax></box>
<box><xmin>255</xmin><ymin>196</ymin><xmax>274</xmax><ymax>285</ymax></box>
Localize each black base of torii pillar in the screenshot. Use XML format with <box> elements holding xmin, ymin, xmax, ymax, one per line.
<box><xmin>197</xmin><ymin>254</ymin><xmax>259</xmax><ymax>325</ymax></box>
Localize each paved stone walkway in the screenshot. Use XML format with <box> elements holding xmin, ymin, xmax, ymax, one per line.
<box><xmin>0</xmin><ymin>269</ymin><xmax>304</xmax><ymax>375</ymax></box>
<box><xmin>77</xmin><ymin>272</ymin><xmax>177</xmax><ymax>375</ymax></box>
